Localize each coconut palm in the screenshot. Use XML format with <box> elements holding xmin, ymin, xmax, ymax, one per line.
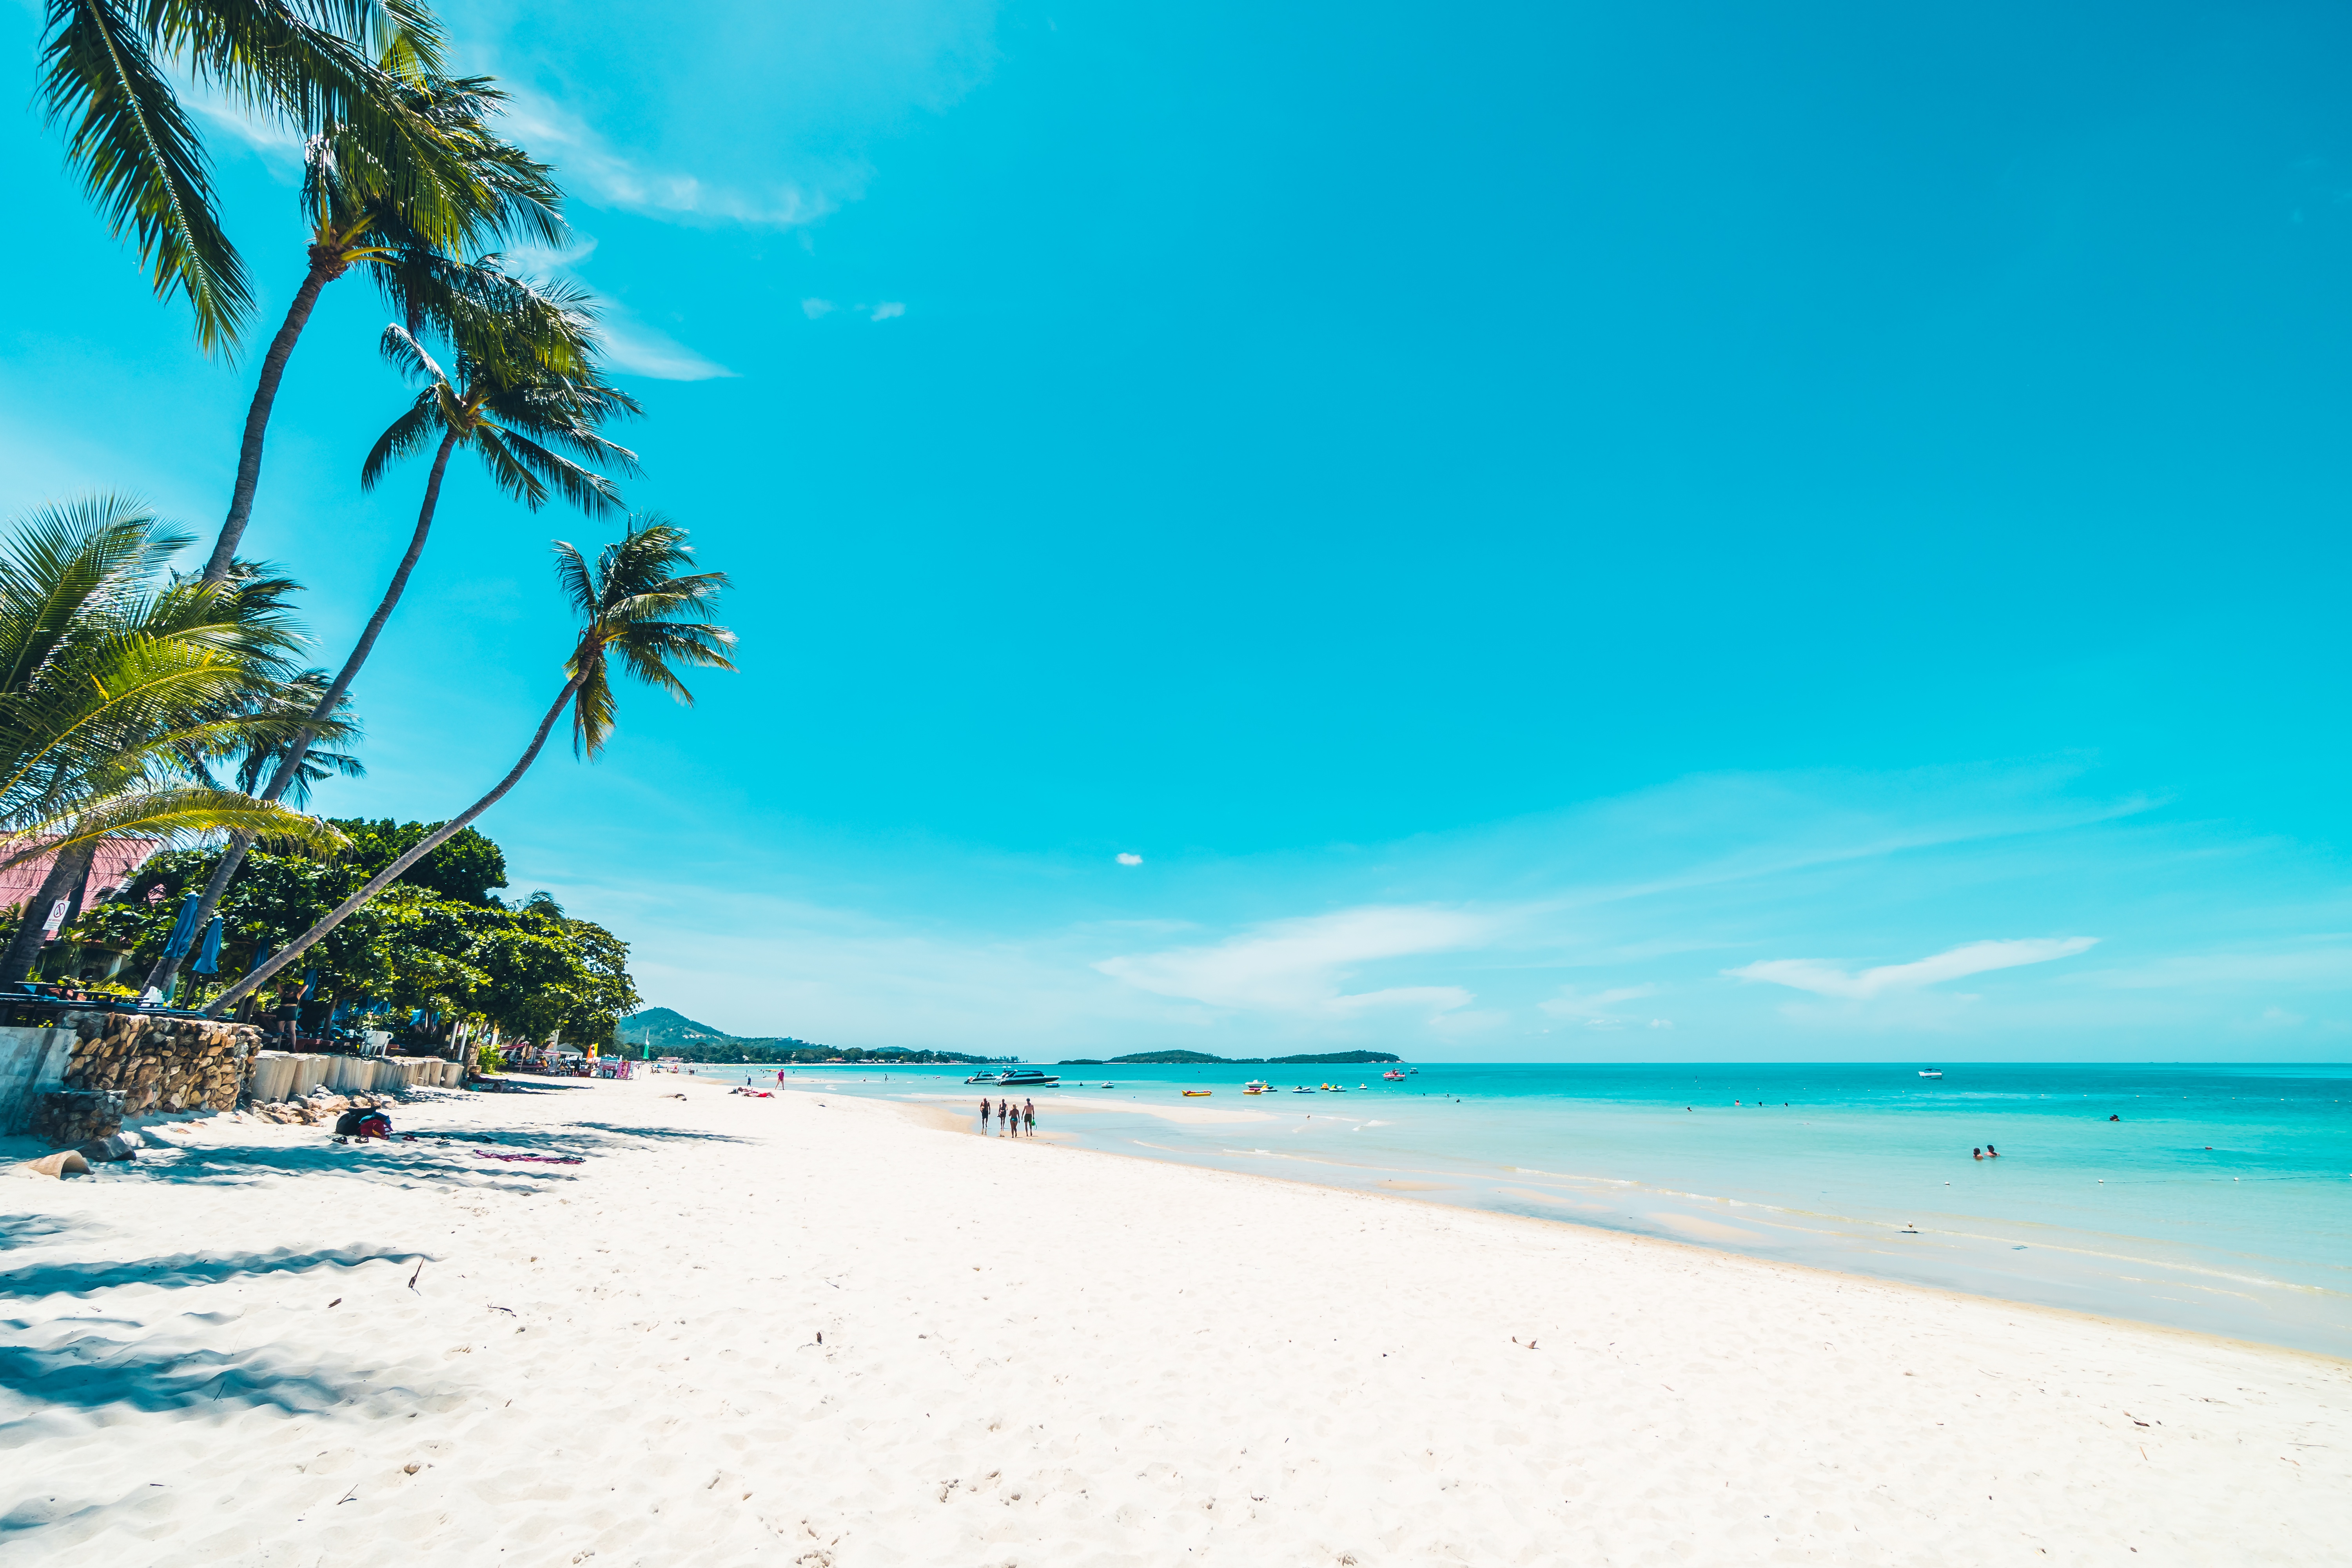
<box><xmin>154</xmin><ymin>274</ymin><xmax>634</xmax><ymax>992</ymax></box>
<box><xmin>0</xmin><ymin>497</ymin><xmax>345</xmax><ymax>982</ymax></box>
<box><xmin>200</xmin><ymin>69</ymin><xmax>568</xmax><ymax>584</ymax></box>
<box><xmin>136</xmin><ymin>667</ymin><xmax>360</xmax><ymax>993</ymax></box>
<box><xmin>207</xmin><ymin>518</ymin><xmax>732</xmax><ymax>1014</ymax></box>
<box><xmin>36</xmin><ymin>0</ymin><xmax>454</xmax><ymax>354</ymax></box>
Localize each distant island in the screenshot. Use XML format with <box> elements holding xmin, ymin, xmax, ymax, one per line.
<box><xmin>1058</xmin><ymin>1050</ymin><xmax>1403</xmax><ymax>1066</ymax></box>
<box><xmin>617</xmin><ymin>1006</ymin><xmax>1002</xmax><ymax>1065</ymax></box>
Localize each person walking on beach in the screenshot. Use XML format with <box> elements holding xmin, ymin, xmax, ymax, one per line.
<box><xmin>1024</xmin><ymin>1099</ymin><xmax>1036</xmax><ymax>1135</ymax></box>
<box><xmin>270</xmin><ymin>983</ymin><xmax>302</xmax><ymax>1047</ymax></box>
<box><xmin>979</xmin><ymin>1096</ymin><xmax>991</xmax><ymax>1130</ymax></box>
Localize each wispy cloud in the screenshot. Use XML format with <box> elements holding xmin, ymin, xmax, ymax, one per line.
<box><xmin>1096</xmin><ymin>905</ymin><xmax>1490</xmax><ymax>1014</ymax></box>
<box><xmin>802</xmin><ymin>299</ymin><xmax>837</xmax><ymax>319</ymax></box>
<box><xmin>597</xmin><ymin>313</ymin><xmax>738</xmax><ymax>381</ymax></box>
<box><xmin>1726</xmin><ymin>938</ymin><xmax>2099</xmax><ymax>999</ymax></box>
<box><xmin>510</xmin><ymin>240</ymin><xmax>735</xmax><ymax>381</ymax></box>
<box><xmin>869</xmin><ymin>301</ymin><xmax>906</xmax><ymax>321</ymax></box>
<box><xmin>504</xmin><ymin>97</ymin><xmax>852</xmax><ymax>227</ymax></box>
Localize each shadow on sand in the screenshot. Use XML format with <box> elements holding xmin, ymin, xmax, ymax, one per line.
<box><xmin>0</xmin><ymin>1243</ymin><xmax>421</xmax><ymax>1302</ymax></box>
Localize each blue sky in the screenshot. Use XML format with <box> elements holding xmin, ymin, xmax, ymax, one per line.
<box><xmin>5</xmin><ymin>0</ymin><xmax>2351</xmax><ymax>1058</ymax></box>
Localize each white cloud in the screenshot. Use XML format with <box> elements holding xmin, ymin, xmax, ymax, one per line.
<box><xmin>2075</xmin><ymin>945</ymin><xmax>2352</xmax><ymax>991</ymax></box>
<box><xmin>1326</xmin><ymin>985</ymin><xmax>1474</xmax><ymax>1016</ymax></box>
<box><xmin>597</xmin><ymin>312</ymin><xmax>739</xmax><ymax>381</ymax></box>
<box><xmin>869</xmin><ymin>301</ymin><xmax>906</xmax><ymax>321</ymax></box>
<box><xmin>1538</xmin><ymin>983</ymin><xmax>1654</xmax><ymax>1018</ymax></box>
<box><xmin>510</xmin><ymin>240</ymin><xmax>735</xmax><ymax>381</ymax></box>
<box><xmin>802</xmin><ymin>299</ymin><xmax>837</xmax><ymax>319</ymax></box>
<box><xmin>1096</xmin><ymin>905</ymin><xmax>1488</xmax><ymax>1014</ymax></box>
<box><xmin>1115</xmin><ymin>853</ymin><xmax>1143</xmax><ymax>866</ymax></box>
<box><xmin>1726</xmin><ymin>937</ymin><xmax>2098</xmax><ymax>999</ymax></box>
<box><xmin>503</xmin><ymin>97</ymin><xmax>851</xmax><ymax>227</ymax></box>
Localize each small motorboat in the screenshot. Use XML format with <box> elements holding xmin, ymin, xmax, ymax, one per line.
<box><xmin>1181</xmin><ymin>1089</ymin><xmax>1212</xmax><ymax>1098</ymax></box>
<box><xmin>1382</xmin><ymin>1069</ymin><xmax>1405</xmax><ymax>1080</ymax></box>
<box><xmin>1292</xmin><ymin>1086</ymin><xmax>1315</xmax><ymax>1094</ymax></box>
<box><xmin>1918</xmin><ymin>1068</ymin><xmax>1944</xmax><ymax>1080</ymax></box>
<box><xmin>1243</xmin><ymin>1080</ymin><xmax>1269</xmax><ymax>1094</ymax></box>
<box><xmin>964</xmin><ymin>1071</ymin><xmax>999</xmax><ymax>1084</ymax></box>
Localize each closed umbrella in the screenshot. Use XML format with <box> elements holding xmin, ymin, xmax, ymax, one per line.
<box><xmin>160</xmin><ymin>893</ymin><xmax>200</xmax><ymax>959</ymax></box>
<box><xmin>189</xmin><ymin>916</ymin><xmax>223</xmax><ymax>976</ymax></box>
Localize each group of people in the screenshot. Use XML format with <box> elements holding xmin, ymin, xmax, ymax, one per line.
<box><xmin>1973</xmin><ymin>1143</ymin><xmax>2001</xmax><ymax>1160</ymax></box>
<box><xmin>979</xmin><ymin>1096</ymin><xmax>1035</xmax><ymax>1136</ymax></box>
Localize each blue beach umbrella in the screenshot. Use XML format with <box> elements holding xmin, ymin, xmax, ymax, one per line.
<box><xmin>299</xmin><ymin>969</ymin><xmax>318</xmax><ymax>1001</ymax></box>
<box><xmin>160</xmin><ymin>893</ymin><xmax>200</xmax><ymax>958</ymax></box>
<box><xmin>189</xmin><ymin>916</ymin><xmax>223</xmax><ymax>975</ymax></box>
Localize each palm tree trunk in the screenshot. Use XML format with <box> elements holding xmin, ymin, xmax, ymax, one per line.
<box><xmin>152</xmin><ymin>428</ymin><xmax>461</xmax><ymax>994</ymax></box>
<box><xmin>206</xmin><ymin>673</ymin><xmax>585</xmax><ymax>1017</ymax></box>
<box><xmin>200</xmin><ymin>251</ymin><xmax>345</xmax><ymax>586</ymax></box>
<box><xmin>0</xmin><ymin>840</ymin><xmax>96</xmax><ymax>985</ymax></box>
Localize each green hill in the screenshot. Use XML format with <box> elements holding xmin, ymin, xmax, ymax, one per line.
<box><xmin>616</xmin><ymin>1007</ymin><xmax>996</xmax><ymax>1065</ymax></box>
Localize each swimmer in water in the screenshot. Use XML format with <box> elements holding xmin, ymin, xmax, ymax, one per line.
<box><xmin>1986</xmin><ymin>1143</ymin><xmax>1999</xmax><ymax>1158</ymax></box>
<box><xmin>1973</xmin><ymin>1147</ymin><xmax>1984</xmax><ymax>1160</ymax></box>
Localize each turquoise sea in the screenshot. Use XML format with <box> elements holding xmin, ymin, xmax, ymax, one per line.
<box><xmin>693</xmin><ymin>1060</ymin><xmax>2352</xmax><ymax>1359</ymax></box>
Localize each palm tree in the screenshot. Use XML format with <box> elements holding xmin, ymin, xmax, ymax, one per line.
<box><xmin>36</xmin><ymin>0</ymin><xmax>454</xmax><ymax>354</ymax></box>
<box><xmin>214</xmin><ymin>671</ymin><xmax>366</xmax><ymax>804</ymax></box>
<box><xmin>152</xmin><ymin>274</ymin><xmax>635</xmax><ymax>994</ymax></box>
<box><xmin>0</xmin><ymin>497</ymin><xmax>345</xmax><ymax>982</ymax></box>
<box><xmin>200</xmin><ymin>70</ymin><xmax>568</xmax><ymax>585</ymax></box>
<box><xmin>207</xmin><ymin>518</ymin><xmax>733</xmax><ymax>1014</ymax></box>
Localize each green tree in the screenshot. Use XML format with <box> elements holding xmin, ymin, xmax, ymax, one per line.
<box><xmin>36</xmin><ymin>0</ymin><xmax>473</xmax><ymax>355</ymax></box>
<box><xmin>330</xmin><ymin>818</ymin><xmax>505</xmax><ymax>902</ymax></box>
<box><xmin>150</xmin><ymin>275</ymin><xmax>628</xmax><ymax>994</ymax></box>
<box><xmin>0</xmin><ymin>497</ymin><xmax>341</xmax><ymax>982</ymax></box>
<box><xmin>209</xmin><ymin>519</ymin><xmax>732</xmax><ymax>1014</ymax></box>
<box><xmin>202</xmin><ymin>68</ymin><xmax>568</xmax><ymax>584</ymax></box>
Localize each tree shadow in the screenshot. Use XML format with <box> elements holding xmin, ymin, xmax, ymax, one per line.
<box><xmin>0</xmin><ymin>1244</ymin><xmax>420</xmax><ymax>1302</ymax></box>
<box><xmin>0</xmin><ymin>1334</ymin><xmax>422</xmax><ymax>1424</ymax></box>
<box><xmin>68</xmin><ymin>1120</ymin><xmax>755</xmax><ymax>1191</ymax></box>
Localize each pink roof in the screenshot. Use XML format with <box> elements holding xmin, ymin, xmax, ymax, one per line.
<box><xmin>0</xmin><ymin>838</ymin><xmax>163</xmax><ymax>915</ymax></box>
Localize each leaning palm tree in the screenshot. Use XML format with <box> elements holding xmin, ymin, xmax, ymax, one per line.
<box><xmin>153</xmin><ymin>274</ymin><xmax>634</xmax><ymax>994</ymax></box>
<box><xmin>0</xmin><ymin>498</ymin><xmax>346</xmax><ymax>981</ymax></box>
<box><xmin>36</xmin><ymin>0</ymin><xmax>453</xmax><ymax>354</ymax></box>
<box><xmin>200</xmin><ymin>70</ymin><xmax>568</xmax><ymax>585</ymax></box>
<box><xmin>207</xmin><ymin>519</ymin><xmax>732</xmax><ymax>1014</ymax></box>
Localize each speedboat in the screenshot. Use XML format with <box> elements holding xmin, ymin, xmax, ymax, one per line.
<box><xmin>964</xmin><ymin>1071</ymin><xmax>998</xmax><ymax>1084</ymax></box>
<box><xmin>995</xmin><ymin>1067</ymin><xmax>1061</xmax><ymax>1087</ymax></box>
<box><xmin>1292</xmin><ymin>1086</ymin><xmax>1315</xmax><ymax>1094</ymax></box>
<box><xmin>1382</xmin><ymin>1069</ymin><xmax>1405</xmax><ymax>1080</ymax></box>
<box><xmin>1243</xmin><ymin>1080</ymin><xmax>1269</xmax><ymax>1094</ymax></box>
<box><xmin>1918</xmin><ymin>1068</ymin><xmax>1944</xmax><ymax>1080</ymax></box>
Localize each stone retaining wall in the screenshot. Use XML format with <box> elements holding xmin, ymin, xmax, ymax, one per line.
<box><xmin>60</xmin><ymin>1010</ymin><xmax>265</xmax><ymax>1118</ymax></box>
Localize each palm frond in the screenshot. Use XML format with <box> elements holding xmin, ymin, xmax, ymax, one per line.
<box><xmin>360</xmin><ymin>387</ymin><xmax>444</xmax><ymax>489</ymax></box>
<box><xmin>40</xmin><ymin>0</ymin><xmax>251</xmax><ymax>351</ymax></box>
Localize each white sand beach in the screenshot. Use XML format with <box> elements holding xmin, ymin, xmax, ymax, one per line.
<box><xmin>5</xmin><ymin>1076</ymin><xmax>2347</xmax><ymax>1565</ymax></box>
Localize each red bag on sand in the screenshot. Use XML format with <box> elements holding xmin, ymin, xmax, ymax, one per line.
<box><xmin>334</xmin><ymin>1109</ymin><xmax>392</xmax><ymax>1140</ymax></box>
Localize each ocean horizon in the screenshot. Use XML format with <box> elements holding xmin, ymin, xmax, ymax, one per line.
<box><xmin>692</xmin><ymin>1058</ymin><xmax>2352</xmax><ymax>1359</ymax></box>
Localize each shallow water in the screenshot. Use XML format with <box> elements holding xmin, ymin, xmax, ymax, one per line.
<box><xmin>688</xmin><ymin>1060</ymin><xmax>2352</xmax><ymax>1358</ymax></box>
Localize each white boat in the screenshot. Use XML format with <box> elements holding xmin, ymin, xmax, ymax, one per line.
<box><xmin>1918</xmin><ymin>1067</ymin><xmax>1944</xmax><ymax>1080</ymax></box>
<box><xmin>993</xmin><ymin>1067</ymin><xmax>1062</xmax><ymax>1087</ymax></box>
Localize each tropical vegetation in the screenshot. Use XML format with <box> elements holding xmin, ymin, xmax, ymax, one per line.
<box><xmin>9</xmin><ymin>0</ymin><xmax>740</xmax><ymax>1044</ymax></box>
<box><xmin>63</xmin><ymin>821</ymin><xmax>639</xmax><ymax>1047</ymax></box>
